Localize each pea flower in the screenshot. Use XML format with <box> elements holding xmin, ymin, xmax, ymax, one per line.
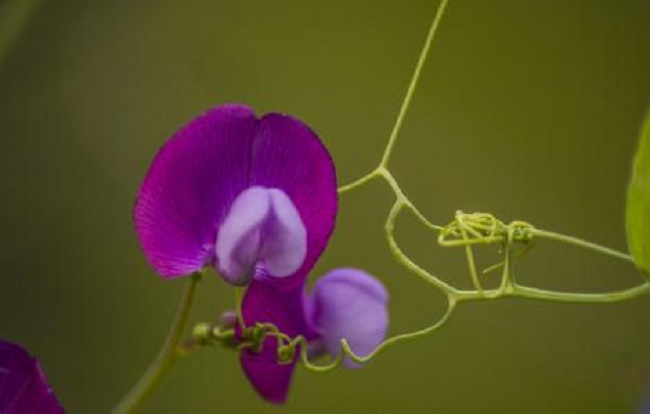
<box><xmin>134</xmin><ymin>104</ymin><xmax>337</xmax><ymax>287</ymax></box>
<box><xmin>240</xmin><ymin>268</ymin><xmax>389</xmax><ymax>403</ymax></box>
<box><xmin>134</xmin><ymin>104</ymin><xmax>389</xmax><ymax>404</ymax></box>
<box><xmin>0</xmin><ymin>340</ymin><xmax>64</xmax><ymax>413</ymax></box>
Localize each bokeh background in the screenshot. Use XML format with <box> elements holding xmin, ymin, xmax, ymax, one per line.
<box><xmin>1</xmin><ymin>0</ymin><xmax>650</xmax><ymax>412</ymax></box>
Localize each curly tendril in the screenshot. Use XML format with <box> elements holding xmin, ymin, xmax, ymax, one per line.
<box><xmin>113</xmin><ymin>1</ymin><xmax>650</xmax><ymax>411</ymax></box>
<box><xmin>192</xmin><ymin>0</ymin><xmax>650</xmax><ymax>370</ymax></box>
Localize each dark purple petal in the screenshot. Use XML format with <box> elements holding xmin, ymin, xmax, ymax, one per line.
<box><xmin>306</xmin><ymin>268</ymin><xmax>389</xmax><ymax>368</ymax></box>
<box><xmin>134</xmin><ymin>105</ymin><xmax>257</xmax><ymax>278</ymax></box>
<box><xmin>135</xmin><ymin>106</ymin><xmax>336</xmax><ymax>283</ymax></box>
<box><xmin>215</xmin><ymin>186</ymin><xmax>306</xmax><ymax>286</ymax></box>
<box><xmin>239</xmin><ymin>278</ymin><xmax>311</xmax><ymax>404</ymax></box>
<box><xmin>239</xmin><ymin>339</ymin><xmax>296</xmax><ymax>405</ymax></box>
<box><xmin>251</xmin><ymin>114</ymin><xmax>337</xmax><ymax>289</ymax></box>
<box><xmin>237</xmin><ymin>111</ymin><xmax>337</xmax><ymax>400</ymax></box>
<box><xmin>0</xmin><ymin>340</ymin><xmax>64</xmax><ymax>414</ymax></box>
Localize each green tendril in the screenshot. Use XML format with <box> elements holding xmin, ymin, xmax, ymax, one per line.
<box><xmin>234</xmin><ymin>287</ymin><xmax>246</xmax><ymax>332</ymax></box>
<box><xmin>118</xmin><ymin>2</ymin><xmax>650</xmax><ymax>410</ymax></box>
<box><xmin>113</xmin><ymin>2</ymin><xmax>650</xmax><ymax>412</ymax></box>
<box><xmin>112</xmin><ymin>272</ymin><xmax>202</xmax><ymax>414</ymax></box>
<box><xmin>187</xmin><ymin>295</ymin><xmax>457</xmax><ymax>374</ymax></box>
<box><xmin>206</xmin><ymin>0</ymin><xmax>650</xmax><ymax>374</ymax></box>
<box><xmin>334</xmin><ymin>0</ymin><xmax>650</xmax><ymax>369</ymax></box>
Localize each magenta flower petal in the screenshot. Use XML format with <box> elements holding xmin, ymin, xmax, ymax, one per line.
<box><xmin>216</xmin><ymin>186</ymin><xmax>307</xmax><ymax>286</ymax></box>
<box><xmin>239</xmin><ymin>279</ymin><xmax>310</xmax><ymax>404</ymax></box>
<box><xmin>251</xmin><ymin>114</ymin><xmax>337</xmax><ymax>289</ymax></box>
<box><xmin>239</xmin><ymin>339</ymin><xmax>295</xmax><ymax>405</ymax></box>
<box><xmin>136</xmin><ymin>104</ymin><xmax>339</xmax><ymax>399</ymax></box>
<box><xmin>306</xmin><ymin>268</ymin><xmax>389</xmax><ymax>368</ymax></box>
<box><xmin>0</xmin><ymin>340</ymin><xmax>64</xmax><ymax>413</ymax></box>
<box><xmin>134</xmin><ymin>106</ymin><xmax>336</xmax><ymax>283</ymax></box>
<box><xmin>135</xmin><ymin>105</ymin><xmax>257</xmax><ymax>278</ymax></box>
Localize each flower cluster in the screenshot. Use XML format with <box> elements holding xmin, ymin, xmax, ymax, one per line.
<box><xmin>0</xmin><ymin>104</ymin><xmax>388</xmax><ymax>410</ymax></box>
<box><xmin>134</xmin><ymin>104</ymin><xmax>389</xmax><ymax>403</ymax></box>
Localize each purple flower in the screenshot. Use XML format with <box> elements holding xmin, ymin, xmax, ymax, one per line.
<box><xmin>134</xmin><ymin>104</ymin><xmax>337</xmax><ymax>287</ymax></box>
<box><xmin>240</xmin><ymin>268</ymin><xmax>389</xmax><ymax>404</ymax></box>
<box><xmin>134</xmin><ymin>104</ymin><xmax>389</xmax><ymax>403</ymax></box>
<box><xmin>306</xmin><ymin>268</ymin><xmax>389</xmax><ymax>368</ymax></box>
<box><xmin>0</xmin><ymin>340</ymin><xmax>64</xmax><ymax>413</ymax></box>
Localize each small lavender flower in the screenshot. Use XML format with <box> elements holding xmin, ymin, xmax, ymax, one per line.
<box><xmin>240</xmin><ymin>268</ymin><xmax>389</xmax><ymax>403</ymax></box>
<box><xmin>306</xmin><ymin>268</ymin><xmax>389</xmax><ymax>368</ymax></box>
<box><xmin>0</xmin><ymin>340</ymin><xmax>64</xmax><ymax>413</ymax></box>
<box><xmin>134</xmin><ymin>104</ymin><xmax>337</xmax><ymax>287</ymax></box>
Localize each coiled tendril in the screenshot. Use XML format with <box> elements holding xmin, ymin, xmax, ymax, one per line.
<box><xmin>188</xmin><ymin>0</ymin><xmax>650</xmax><ymax>372</ymax></box>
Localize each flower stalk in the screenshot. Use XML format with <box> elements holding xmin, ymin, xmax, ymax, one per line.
<box><xmin>112</xmin><ymin>272</ymin><xmax>201</xmax><ymax>414</ymax></box>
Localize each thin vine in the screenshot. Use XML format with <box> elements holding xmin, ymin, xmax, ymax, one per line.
<box><xmin>114</xmin><ymin>2</ymin><xmax>650</xmax><ymax>410</ymax></box>
<box><xmin>246</xmin><ymin>0</ymin><xmax>650</xmax><ymax>369</ymax></box>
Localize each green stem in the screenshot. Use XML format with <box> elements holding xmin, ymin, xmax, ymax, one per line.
<box><xmin>337</xmin><ymin>169</ymin><xmax>379</xmax><ymax>194</ymax></box>
<box><xmin>385</xmin><ymin>200</ymin><xmax>458</xmax><ymax>295</ymax></box>
<box><xmin>531</xmin><ymin>228</ymin><xmax>635</xmax><ymax>264</ymax></box>
<box><xmin>234</xmin><ymin>287</ymin><xmax>246</xmax><ymax>331</ymax></box>
<box><xmin>378</xmin><ymin>0</ymin><xmax>449</xmax><ymax>168</ymax></box>
<box><xmin>513</xmin><ymin>283</ymin><xmax>650</xmax><ymax>303</ymax></box>
<box><xmin>112</xmin><ymin>273</ymin><xmax>201</xmax><ymax>414</ymax></box>
<box><xmin>338</xmin><ymin>0</ymin><xmax>451</xmax><ymax>194</ymax></box>
<box><xmin>341</xmin><ymin>296</ymin><xmax>457</xmax><ymax>364</ymax></box>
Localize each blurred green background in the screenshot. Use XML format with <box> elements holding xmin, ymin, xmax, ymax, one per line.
<box><xmin>1</xmin><ymin>0</ymin><xmax>650</xmax><ymax>412</ymax></box>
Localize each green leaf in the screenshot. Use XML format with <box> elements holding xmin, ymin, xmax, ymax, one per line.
<box><xmin>626</xmin><ymin>109</ymin><xmax>650</xmax><ymax>274</ymax></box>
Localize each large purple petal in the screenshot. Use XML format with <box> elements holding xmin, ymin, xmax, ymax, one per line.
<box><xmin>250</xmin><ymin>114</ymin><xmax>337</xmax><ymax>289</ymax></box>
<box><xmin>134</xmin><ymin>105</ymin><xmax>256</xmax><ymax>278</ymax></box>
<box><xmin>0</xmin><ymin>340</ymin><xmax>64</xmax><ymax>414</ymax></box>
<box><xmin>306</xmin><ymin>268</ymin><xmax>389</xmax><ymax>368</ymax></box>
<box><xmin>239</xmin><ymin>278</ymin><xmax>311</xmax><ymax>404</ymax></box>
<box><xmin>237</xmin><ymin>113</ymin><xmax>336</xmax><ymax>401</ymax></box>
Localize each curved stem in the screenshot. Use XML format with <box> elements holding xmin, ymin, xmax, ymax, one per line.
<box><xmin>112</xmin><ymin>273</ymin><xmax>201</xmax><ymax>414</ymax></box>
<box><xmin>341</xmin><ymin>296</ymin><xmax>456</xmax><ymax>363</ymax></box>
<box><xmin>234</xmin><ymin>287</ymin><xmax>246</xmax><ymax>331</ymax></box>
<box><xmin>513</xmin><ymin>282</ymin><xmax>650</xmax><ymax>303</ymax></box>
<box><xmin>461</xmin><ymin>227</ymin><xmax>484</xmax><ymax>294</ymax></box>
<box><xmin>532</xmin><ymin>228</ymin><xmax>634</xmax><ymax>264</ymax></box>
<box><xmin>385</xmin><ymin>200</ymin><xmax>457</xmax><ymax>295</ymax></box>
<box><xmin>338</xmin><ymin>0</ymin><xmax>451</xmax><ymax>194</ymax></box>
<box><xmin>379</xmin><ymin>0</ymin><xmax>450</xmax><ymax>168</ymax></box>
<box><xmin>378</xmin><ymin>167</ymin><xmax>444</xmax><ymax>230</ymax></box>
<box><xmin>338</xmin><ymin>169</ymin><xmax>380</xmax><ymax>194</ymax></box>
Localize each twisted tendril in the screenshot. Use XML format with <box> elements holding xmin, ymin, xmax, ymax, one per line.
<box><xmin>196</xmin><ymin>0</ymin><xmax>650</xmax><ymax>376</ymax></box>
<box><xmin>188</xmin><ymin>0</ymin><xmax>650</xmax><ymax>370</ymax></box>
